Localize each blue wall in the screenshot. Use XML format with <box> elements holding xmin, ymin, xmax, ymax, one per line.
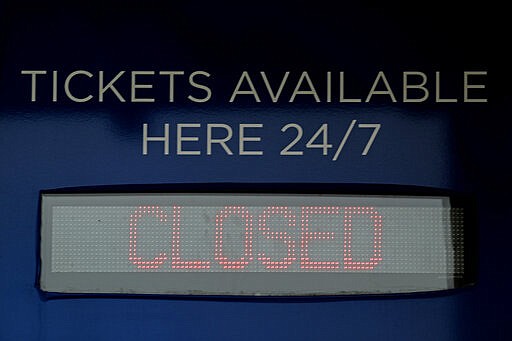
<box><xmin>0</xmin><ymin>2</ymin><xmax>509</xmax><ymax>340</ymax></box>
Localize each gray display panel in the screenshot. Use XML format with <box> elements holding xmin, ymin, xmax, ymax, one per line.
<box><xmin>40</xmin><ymin>193</ymin><xmax>465</xmax><ymax>295</ymax></box>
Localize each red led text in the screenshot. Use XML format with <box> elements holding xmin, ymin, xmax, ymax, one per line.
<box><xmin>128</xmin><ymin>205</ymin><xmax>383</xmax><ymax>271</ymax></box>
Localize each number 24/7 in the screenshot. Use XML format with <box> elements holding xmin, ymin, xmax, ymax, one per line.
<box><xmin>280</xmin><ymin>121</ymin><xmax>381</xmax><ymax>160</ymax></box>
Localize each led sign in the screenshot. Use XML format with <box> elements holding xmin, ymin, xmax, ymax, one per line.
<box><xmin>39</xmin><ymin>192</ymin><xmax>474</xmax><ymax>296</ymax></box>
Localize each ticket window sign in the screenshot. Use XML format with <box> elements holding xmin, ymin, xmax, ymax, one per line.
<box><xmin>39</xmin><ymin>193</ymin><xmax>474</xmax><ymax>296</ymax></box>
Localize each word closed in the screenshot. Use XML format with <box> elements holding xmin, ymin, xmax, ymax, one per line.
<box><xmin>128</xmin><ymin>205</ymin><xmax>383</xmax><ymax>271</ymax></box>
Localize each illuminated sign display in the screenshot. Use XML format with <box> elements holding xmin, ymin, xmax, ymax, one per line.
<box><xmin>39</xmin><ymin>192</ymin><xmax>474</xmax><ymax>296</ymax></box>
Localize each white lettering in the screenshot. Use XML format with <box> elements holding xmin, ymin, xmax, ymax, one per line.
<box><xmin>99</xmin><ymin>71</ymin><xmax>126</xmax><ymax>102</ymax></box>
<box><xmin>239</xmin><ymin>124</ymin><xmax>263</xmax><ymax>155</ymax></box>
<box><xmin>229</xmin><ymin>71</ymin><xmax>261</xmax><ymax>102</ymax></box>
<box><xmin>435</xmin><ymin>71</ymin><xmax>458</xmax><ymax>103</ymax></box>
<box><xmin>289</xmin><ymin>72</ymin><xmax>320</xmax><ymax>102</ymax></box>
<box><xmin>177</xmin><ymin>123</ymin><xmax>201</xmax><ymax>155</ymax></box>
<box><xmin>20</xmin><ymin>70</ymin><xmax>47</xmax><ymax>102</ymax></box>
<box><xmin>188</xmin><ymin>71</ymin><xmax>212</xmax><ymax>103</ymax></box>
<box><xmin>365</xmin><ymin>71</ymin><xmax>397</xmax><ymax>102</ymax></box>
<box><xmin>207</xmin><ymin>124</ymin><xmax>233</xmax><ymax>155</ymax></box>
<box><xmin>403</xmin><ymin>71</ymin><xmax>428</xmax><ymax>102</ymax></box>
<box><xmin>464</xmin><ymin>71</ymin><xmax>487</xmax><ymax>103</ymax></box>
<box><xmin>131</xmin><ymin>71</ymin><xmax>155</xmax><ymax>103</ymax></box>
<box><xmin>143</xmin><ymin>123</ymin><xmax>169</xmax><ymax>155</ymax></box>
<box><xmin>64</xmin><ymin>70</ymin><xmax>93</xmax><ymax>103</ymax></box>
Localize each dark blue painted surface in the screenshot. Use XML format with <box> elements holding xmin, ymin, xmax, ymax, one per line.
<box><xmin>0</xmin><ymin>2</ymin><xmax>510</xmax><ymax>340</ymax></box>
